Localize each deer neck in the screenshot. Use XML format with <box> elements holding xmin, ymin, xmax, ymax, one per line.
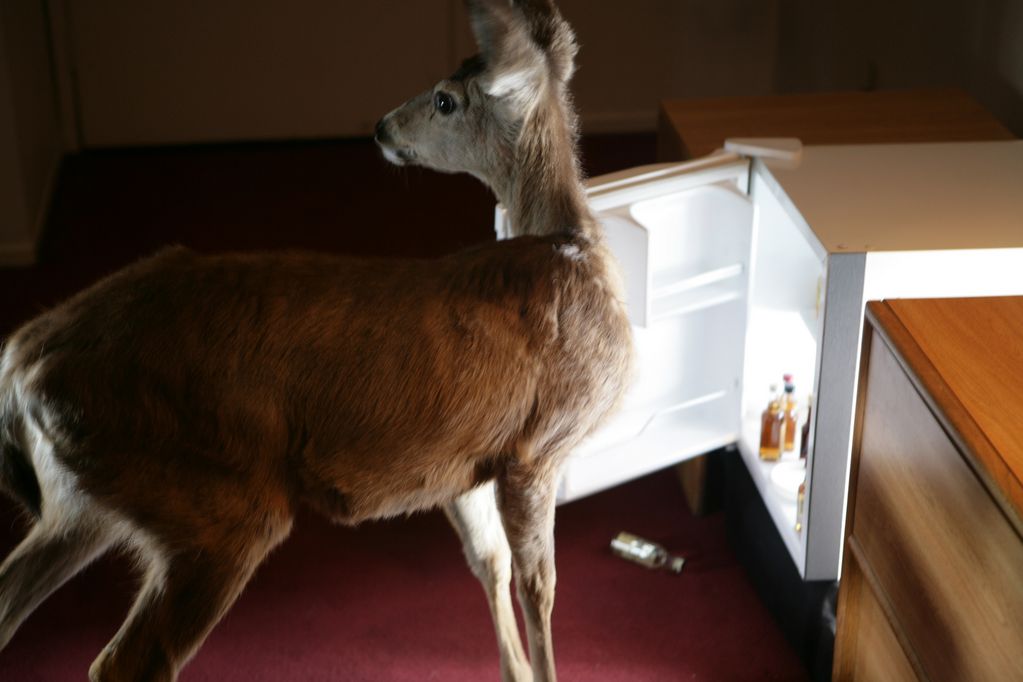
<box><xmin>492</xmin><ymin>108</ymin><xmax>600</xmax><ymax>243</ymax></box>
<box><xmin>485</xmin><ymin>106</ymin><xmax>628</xmax><ymax>309</ymax></box>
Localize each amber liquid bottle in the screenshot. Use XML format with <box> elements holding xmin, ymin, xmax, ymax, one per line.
<box><xmin>759</xmin><ymin>385</ymin><xmax>783</xmax><ymax>461</ymax></box>
<box><xmin>782</xmin><ymin>377</ymin><xmax>798</xmax><ymax>453</ymax></box>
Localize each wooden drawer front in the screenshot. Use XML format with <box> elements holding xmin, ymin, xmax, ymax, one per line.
<box><xmin>852</xmin><ymin>332</ymin><xmax>1023</xmax><ymax>681</ymax></box>
<box><xmin>837</xmin><ymin>556</ymin><xmax>919</xmax><ymax>682</ymax></box>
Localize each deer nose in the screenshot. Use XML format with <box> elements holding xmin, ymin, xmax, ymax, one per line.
<box><xmin>374</xmin><ymin>119</ymin><xmax>391</xmax><ymax>145</ymax></box>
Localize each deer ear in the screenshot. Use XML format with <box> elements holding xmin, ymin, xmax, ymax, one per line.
<box><xmin>516</xmin><ymin>0</ymin><xmax>578</xmax><ymax>83</ymax></box>
<box><xmin>466</xmin><ymin>0</ymin><xmax>547</xmax><ymax>100</ymax></box>
<box><xmin>466</xmin><ymin>0</ymin><xmax>528</xmax><ymax>63</ymax></box>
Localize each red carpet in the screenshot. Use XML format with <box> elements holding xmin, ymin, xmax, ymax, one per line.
<box><xmin>0</xmin><ymin>469</ymin><xmax>806</xmax><ymax>681</ymax></box>
<box><xmin>0</xmin><ymin>136</ymin><xmax>806</xmax><ymax>680</ymax></box>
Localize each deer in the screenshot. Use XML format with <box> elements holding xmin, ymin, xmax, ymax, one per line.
<box><xmin>0</xmin><ymin>1</ymin><xmax>631</xmax><ymax>680</ymax></box>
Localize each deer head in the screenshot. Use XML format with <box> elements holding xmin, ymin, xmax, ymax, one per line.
<box><xmin>375</xmin><ymin>0</ymin><xmax>589</xmax><ymax>239</ymax></box>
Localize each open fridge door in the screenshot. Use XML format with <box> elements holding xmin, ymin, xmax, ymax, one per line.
<box><xmin>494</xmin><ymin>152</ymin><xmax>758</xmax><ymax>502</ymax></box>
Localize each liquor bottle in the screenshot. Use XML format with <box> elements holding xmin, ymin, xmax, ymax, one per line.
<box><xmin>800</xmin><ymin>395</ymin><xmax>813</xmax><ymax>460</ymax></box>
<box><xmin>610</xmin><ymin>532</ymin><xmax>685</xmax><ymax>574</ymax></box>
<box><xmin>782</xmin><ymin>375</ymin><xmax>798</xmax><ymax>453</ymax></box>
<box><xmin>759</xmin><ymin>384</ymin><xmax>783</xmax><ymax>461</ymax></box>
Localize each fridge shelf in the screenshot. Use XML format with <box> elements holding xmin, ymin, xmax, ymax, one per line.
<box><xmin>596</xmin><ymin>175</ymin><xmax>755</xmax><ymax>328</ymax></box>
<box><xmin>651</xmin><ymin>262</ymin><xmax>745</xmax><ymax>299</ymax></box>
<box><xmin>559</xmin><ymin>389</ymin><xmax>737</xmax><ymax>502</ymax></box>
<box><xmin>575</xmin><ymin>389</ymin><xmax>732</xmax><ymax>458</ymax></box>
<box><xmin>649</xmin><ymin>265</ymin><xmax>746</xmax><ymax>322</ymax></box>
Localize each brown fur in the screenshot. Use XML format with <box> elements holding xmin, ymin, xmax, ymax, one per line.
<box><xmin>0</xmin><ymin>2</ymin><xmax>632</xmax><ymax>680</ymax></box>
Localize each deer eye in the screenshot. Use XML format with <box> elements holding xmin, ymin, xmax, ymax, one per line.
<box><xmin>434</xmin><ymin>91</ymin><xmax>456</xmax><ymax>115</ymax></box>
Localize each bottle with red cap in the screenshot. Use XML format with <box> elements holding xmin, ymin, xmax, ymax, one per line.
<box><xmin>782</xmin><ymin>374</ymin><xmax>798</xmax><ymax>454</ymax></box>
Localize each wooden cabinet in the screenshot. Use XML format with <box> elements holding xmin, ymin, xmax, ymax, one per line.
<box><xmin>834</xmin><ymin>297</ymin><xmax>1023</xmax><ymax>681</ymax></box>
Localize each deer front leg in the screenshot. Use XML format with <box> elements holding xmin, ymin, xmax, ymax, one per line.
<box><xmin>496</xmin><ymin>462</ymin><xmax>559</xmax><ymax>682</ymax></box>
<box><xmin>446</xmin><ymin>481</ymin><xmax>532</xmax><ymax>682</ymax></box>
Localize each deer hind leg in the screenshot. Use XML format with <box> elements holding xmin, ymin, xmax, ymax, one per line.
<box><xmin>496</xmin><ymin>462</ymin><xmax>559</xmax><ymax>682</ymax></box>
<box><xmin>445</xmin><ymin>481</ymin><xmax>531</xmax><ymax>682</ymax></box>
<box><xmin>89</xmin><ymin>516</ymin><xmax>291</xmax><ymax>682</ymax></box>
<box><xmin>0</xmin><ymin>515</ymin><xmax>117</xmax><ymax>650</ymax></box>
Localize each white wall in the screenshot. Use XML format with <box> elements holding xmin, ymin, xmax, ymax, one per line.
<box><xmin>61</xmin><ymin>0</ymin><xmax>785</xmax><ymax>146</ymax></box>
<box><xmin>64</xmin><ymin>0</ymin><xmax>457</xmax><ymax>146</ymax></box>
<box><xmin>775</xmin><ymin>0</ymin><xmax>1023</xmax><ymax>136</ymax></box>
<box><xmin>57</xmin><ymin>0</ymin><xmax>1023</xmax><ymax>147</ymax></box>
<box><xmin>0</xmin><ymin>0</ymin><xmax>64</xmax><ymax>264</ymax></box>
<box><xmin>0</xmin><ymin>1</ymin><xmax>1019</xmax><ymax>257</ymax></box>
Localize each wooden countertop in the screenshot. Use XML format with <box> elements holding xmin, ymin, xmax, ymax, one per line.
<box><xmin>658</xmin><ymin>89</ymin><xmax>1015</xmax><ymax>161</ymax></box>
<box><xmin>866</xmin><ymin>297</ymin><xmax>1023</xmax><ymax>523</ymax></box>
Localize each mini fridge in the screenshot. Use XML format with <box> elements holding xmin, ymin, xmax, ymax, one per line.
<box><xmin>495</xmin><ymin>139</ymin><xmax>1023</xmax><ymax>581</ymax></box>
